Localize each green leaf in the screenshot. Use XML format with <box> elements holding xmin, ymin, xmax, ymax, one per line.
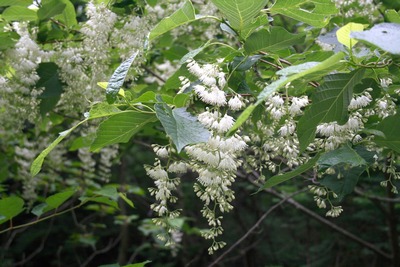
<box><xmin>173</xmin><ymin>94</ymin><xmax>190</xmax><ymax>108</ymax></box>
<box><xmin>336</xmin><ymin>22</ymin><xmax>364</xmax><ymax>48</ymax></box>
<box><xmin>106</xmin><ymin>51</ymin><xmax>139</xmax><ymax>104</ymax></box>
<box><xmin>0</xmin><ymin>32</ymin><xmax>19</xmax><ymax>50</ymax></box>
<box><xmin>95</xmin><ymin>187</ymin><xmax>119</xmax><ymax>201</ymax></box>
<box><xmin>37</xmin><ymin>62</ymin><xmax>64</xmax><ymax>116</ymax></box>
<box><xmin>124</xmin><ymin>261</ymin><xmax>152</xmax><ymax>267</ymax></box>
<box><xmin>149</xmin><ymin>1</ymin><xmax>196</xmax><ymax>41</ymax></box>
<box><xmin>270</xmin><ymin>0</ymin><xmax>337</xmax><ymax>28</ymax></box>
<box><xmin>320</xmin><ymin>166</ymin><xmax>364</xmax><ymax>200</ymax></box>
<box><xmin>385</xmin><ymin>10</ymin><xmax>400</xmax><ymax>23</ymax></box>
<box><xmin>318</xmin><ymin>143</ymin><xmax>367</xmax><ymax>169</ymax></box>
<box><xmin>155</xmin><ymin>103</ymin><xmax>211</xmax><ymax>152</ymax></box>
<box><xmin>180</xmin><ymin>40</ymin><xmax>212</xmax><ymax>64</ymax></box>
<box><xmin>351</xmin><ymin>23</ymin><xmax>400</xmax><ymax>55</ymax></box>
<box><xmin>244</xmin><ymin>27</ymin><xmax>306</xmax><ymax>54</ymax></box>
<box><xmin>2</xmin><ymin>6</ymin><xmax>37</xmax><ymax>21</ymax></box>
<box><xmin>0</xmin><ymin>0</ymin><xmax>31</xmax><ymax>6</ymax></box>
<box><xmin>373</xmin><ymin>111</ymin><xmax>400</xmax><ymax>153</ymax></box>
<box><xmin>297</xmin><ymin>69</ymin><xmax>365</xmax><ymax>152</ymax></box>
<box><xmin>37</xmin><ymin>0</ymin><xmax>66</xmax><ymax>20</ymax></box>
<box><xmin>31</xmin><ymin>120</ymin><xmax>87</xmax><ymax>176</ymax></box>
<box><xmin>90</xmin><ymin>111</ymin><xmax>157</xmax><ymax>152</ymax></box>
<box><xmin>231</xmin><ymin>55</ymin><xmax>262</xmax><ymax>71</ymax></box>
<box><xmin>259</xmin><ymin>154</ymin><xmax>320</xmax><ymax>191</ymax></box>
<box><xmin>228</xmin><ymin>52</ymin><xmax>345</xmax><ymax>135</ymax></box>
<box><xmin>53</xmin><ymin>0</ymin><xmax>77</xmax><ymax>28</ymax></box>
<box><xmin>210</xmin><ymin>0</ymin><xmax>268</xmax><ymax>31</ymax></box>
<box><xmin>31</xmin><ymin>190</ymin><xmax>75</xmax><ymax>217</ymax></box>
<box><xmin>46</xmin><ymin>190</ymin><xmax>75</xmax><ymax>209</ymax></box>
<box><xmin>82</xmin><ymin>196</ymin><xmax>119</xmax><ymax>209</ymax></box>
<box><xmin>0</xmin><ymin>196</ymin><xmax>24</xmax><ymax>224</ymax></box>
<box><xmin>118</xmin><ymin>192</ymin><xmax>134</xmax><ymax>208</ymax></box>
<box><xmin>88</xmin><ymin>102</ymin><xmax>122</xmax><ymax>119</ymax></box>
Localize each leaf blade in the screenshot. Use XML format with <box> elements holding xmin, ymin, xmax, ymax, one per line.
<box><xmin>149</xmin><ymin>1</ymin><xmax>196</xmax><ymax>41</ymax></box>
<box><xmin>297</xmin><ymin>69</ymin><xmax>365</xmax><ymax>152</ymax></box>
<box><xmin>155</xmin><ymin>104</ymin><xmax>210</xmax><ymax>152</ymax></box>
<box><xmin>90</xmin><ymin>111</ymin><xmax>157</xmax><ymax>152</ymax></box>
<box><xmin>106</xmin><ymin>52</ymin><xmax>139</xmax><ymax>104</ymax></box>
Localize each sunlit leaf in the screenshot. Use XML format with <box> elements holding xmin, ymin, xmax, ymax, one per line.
<box><xmin>336</xmin><ymin>22</ymin><xmax>364</xmax><ymax>48</ymax></box>
<box><xmin>2</xmin><ymin>6</ymin><xmax>37</xmax><ymax>21</ymax></box>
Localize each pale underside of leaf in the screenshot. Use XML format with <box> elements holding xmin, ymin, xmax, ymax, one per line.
<box><xmin>350</xmin><ymin>23</ymin><xmax>400</xmax><ymax>55</ymax></box>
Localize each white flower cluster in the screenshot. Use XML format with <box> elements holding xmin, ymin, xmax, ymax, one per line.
<box><xmin>309</xmin><ymin>185</ymin><xmax>342</xmax><ymax>217</ymax></box>
<box><xmin>248</xmin><ymin>93</ymin><xmax>309</xmax><ymax>174</ymax></box>
<box><xmin>175</xmin><ymin>59</ymin><xmax>248</xmax><ymax>253</ymax></box>
<box><xmin>333</xmin><ymin>0</ymin><xmax>380</xmax><ymax>21</ymax></box>
<box><xmin>145</xmin><ymin>145</ymin><xmax>187</xmax><ymax>246</ymax></box>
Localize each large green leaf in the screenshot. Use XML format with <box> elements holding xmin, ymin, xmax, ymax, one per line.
<box><xmin>210</xmin><ymin>0</ymin><xmax>268</xmax><ymax>31</ymax></box>
<box><xmin>2</xmin><ymin>6</ymin><xmax>37</xmax><ymax>21</ymax></box>
<box><xmin>155</xmin><ymin>103</ymin><xmax>211</xmax><ymax>152</ymax></box>
<box><xmin>321</xmin><ymin>166</ymin><xmax>364</xmax><ymax>201</ymax></box>
<box><xmin>0</xmin><ymin>196</ymin><xmax>24</xmax><ymax>224</ymax></box>
<box><xmin>244</xmin><ymin>27</ymin><xmax>306</xmax><ymax>54</ymax></box>
<box><xmin>350</xmin><ymin>23</ymin><xmax>400</xmax><ymax>55</ymax></box>
<box><xmin>0</xmin><ymin>0</ymin><xmax>31</xmax><ymax>6</ymax></box>
<box><xmin>297</xmin><ymin>69</ymin><xmax>365</xmax><ymax>152</ymax></box>
<box><xmin>259</xmin><ymin>154</ymin><xmax>321</xmax><ymax>191</ymax></box>
<box><xmin>228</xmin><ymin>52</ymin><xmax>345</xmax><ymax>135</ymax></box>
<box><xmin>149</xmin><ymin>1</ymin><xmax>196</xmax><ymax>41</ymax></box>
<box><xmin>88</xmin><ymin>102</ymin><xmax>122</xmax><ymax>119</ymax></box>
<box><xmin>318</xmin><ymin>143</ymin><xmax>367</xmax><ymax>169</ymax></box>
<box><xmin>319</xmin><ymin>144</ymin><xmax>367</xmax><ymax>200</ymax></box>
<box><xmin>373</xmin><ymin>111</ymin><xmax>400</xmax><ymax>153</ymax></box>
<box><xmin>106</xmin><ymin>51</ymin><xmax>139</xmax><ymax>104</ymax></box>
<box><xmin>38</xmin><ymin>0</ymin><xmax>66</xmax><ymax>21</ymax></box>
<box><xmin>270</xmin><ymin>0</ymin><xmax>337</xmax><ymax>28</ymax></box>
<box><xmin>37</xmin><ymin>62</ymin><xmax>64</xmax><ymax>115</ymax></box>
<box><xmin>32</xmin><ymin>190</ymin><xmax>76</xmax><ymax>216</ymax></box>
<box><xmin>90</xmin><ymin>111</ymin><xmax>157</xmax><ymax>152</ymax></box>
<box><xmin>53</xmin><ymin>0</ymin><xmax>77</xmax><ymax>28</ymax></box>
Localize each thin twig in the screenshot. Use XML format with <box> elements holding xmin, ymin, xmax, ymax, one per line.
<box><xmin>248</xmin><ymin>177</ymin><xmax>392</xmax><ymax>260</ymax></box>
<box><xmin>208</xmin><ymin>189</ymin><xmax>307</xmax><ymax>267</ymax></box>
<box><xmin>80</xmin><ymin>235</ymin><xmax>122</xmax><ymax>267</ymax></box>
<box><xmin>13</xmin><ymin>219</ymin><xmax>55</xmax><ymax>266</ymax></box>
<box><xmin>141</xmin><ymin>65</ymin><xmax>166</xmax><ymax>83</ymax></box>
<box><xmin>354</xmin><ymin>187</ymin><xmax>400</xmax><ymax>203</ymax></box>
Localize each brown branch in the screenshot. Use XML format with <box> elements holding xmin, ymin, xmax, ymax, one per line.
<box><xmin>13</xmin><ymin>219</ymin><xmax>54</xmax><ymax>266</ymax></box>
<box><xmin>248</xmin><ymin>177</ymin><xmax>392</xmax><ymax>260</ymax></box>
<box><xmin>80</xmin><ymin>235</ymin><xmax>122</xmax><ymax>267</ymax></box>
<box><xmin>355</xmin><ymin>187</ymin><xmax>400</xmax><ymax>203</ymax></box>
<box><xmin>208</xmin><ymin>189</ymin><xmax>307</xmax><ymax>267</ymax></box>
<box><xmin>141</xmin><ymin>65</ymin><xmax>166</xmax><ymax>83</ymax></box>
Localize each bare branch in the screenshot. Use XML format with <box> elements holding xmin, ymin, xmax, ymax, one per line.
<box><xmin>208</xmin><ymin>189</ymin><xmax>307</xmax><ymax>267</ymax></box>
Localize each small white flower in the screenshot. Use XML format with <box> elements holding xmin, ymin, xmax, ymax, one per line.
<box><xmin>228</xmin><ymin>96</ymin><xmax>244</xmax><ymax>110</ymax></box>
